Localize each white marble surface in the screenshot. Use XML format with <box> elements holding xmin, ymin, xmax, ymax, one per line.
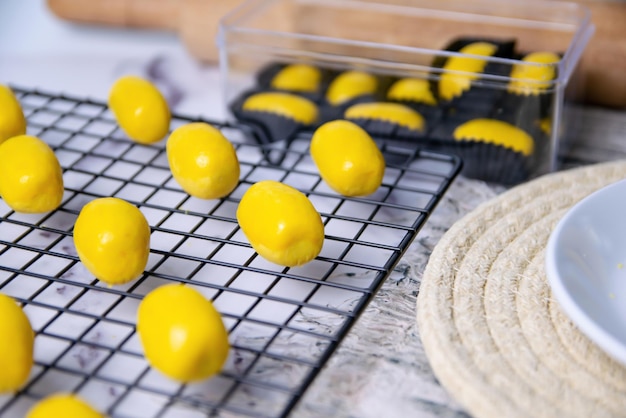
<box><xmin>5</xmin><ymin>2</ymin><xmax>624</xmax><ymax>418</ymax></box>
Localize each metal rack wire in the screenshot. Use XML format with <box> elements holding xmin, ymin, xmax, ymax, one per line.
<box><xmin>0</xmin><ymin>88</ymin><xmax>461</xmax><ymax>418</ymax></box>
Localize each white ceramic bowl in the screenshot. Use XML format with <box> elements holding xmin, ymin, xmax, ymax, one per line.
<box><xmin>546</xmin><ymin>178</ymin><xmax>626</xmax><ymax>366</ymax></box>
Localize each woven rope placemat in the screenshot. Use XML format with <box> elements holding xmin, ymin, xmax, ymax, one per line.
<box><xmin>417</xmin><ymin>159</ymin><xmax>626</xmax><ymax>418</ymax></box>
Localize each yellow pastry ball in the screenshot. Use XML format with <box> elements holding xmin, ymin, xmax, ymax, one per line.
<box><xmin>508</xmin><ymin>51</ymin><xmax>561</xmax><ymax>96</ymax></box>
<box><xmin>108</xmin><ymin>75</ymin><xmax>170</xmax><ymax>144</ymax></box>
<box><xmin>167</xmin><ymin>122</ymin><xmax>240</xmax><ymax>199</ymax></box>
<box><xmin>0</xmin><ymin>135</ymin><xmax>64</xmax><ymax>213</ymax></box>
<box><xmin>242</xmin><ymin>92</ymin><xmax>318</xmax><ymax>124</ymax></box>
<box><xmin>0</xmin><ymin>84</ymin><xmax>26</xmax><ymax>144</ymax></box>
<box><xmin>0</xmin><ymin>293</ymin><xmax>33</xmax><ymax>393</ymax></box>
<box><xmin>344</xmin><ymin>102</ymin><xmax>426</xmax><ymax>132</ymax></box>
<box><xmin>311</xmin><ymin>120</ymin><xmax>385</xmax><ymax>196</ymax></box>
<box><xmin>137</xmin><ymin>284</ymin><xmax>230</xmax><ymax>383</ymax></box>
<box><xmin>326</xmin><ymin>70</ymin><xmax>378</xmax><ymax>105</ymax></box>
<box><xmin>73</xmin><ymin>197</ymin><xmax>150</xmax><ymax>286</ymax></box>
<box><xmin>387</xmin><ymin>78</ymin><xmax>437</xmax><ymax>106</ymax></box>
<box><xmin>270</xmin><ymin>64</ymin><xmax>322</xmax><ymax>93</ymax></box>
<box><xmin>237</xmin><ymin>180</ymin><xmax>324</xmax><ymax>267</ymax></box>
<box><xmin>439</xmin><ymin>42</ymin><xmax>497</xmax><ymax>101</ymax></box>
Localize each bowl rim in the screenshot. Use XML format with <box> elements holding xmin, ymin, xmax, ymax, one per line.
<box><xmin>545</xmin><ymin>178</ymin><xmax>626</xmax><ymax>367</ymax></box>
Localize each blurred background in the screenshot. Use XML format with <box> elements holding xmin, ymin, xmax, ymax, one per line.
<box><xmin>0</xmin><ymin>0</ymin><xmax>226</xmax><ymax>119</ymax></box>
<box><xmin>2</xmin><ymin>0</ymin><xmax>626</xmax><ymax>115</ymax></box>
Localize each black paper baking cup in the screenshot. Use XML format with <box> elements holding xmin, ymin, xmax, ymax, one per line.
<box><xmin>428</xmin><ymin>138</ymin><xmax>532</xmax><ymax>184</ymax></box>
<box><xmin>490</xmin><ymin>93</ymin><xmax>553</xmax><ymax>135</ymax></box>
<box><xmin>461</xmin><ymin>141</ymin><xmax>531</xmax><ymax>184</ymax></box>
<box><xmin>422</xmin><ymin>114</ymin><xmax>535</xmax><ymax>184</ymax></box>
<box><xmin>345</xmin><ymin>117</ymin><xmax>426</xmax><ymax>142</ymax></box>
<box><xmin>472</xmin><ymin>143</ymin><xmax>530</xmax><ymax>184</ymax></box>
<box><xmin>444</xmin><ymin>87</ymin><xmax>506</xmax><ymax>121</ymax></box>
<box><xmin>235</xmin><ymin>109</ymin><xmax>303</xmax><ymax>143</ymax></box>
<box><xmin>230</xmin><ymin>110</ymin><xmax>299</xmax><ymax>166</ymax></box>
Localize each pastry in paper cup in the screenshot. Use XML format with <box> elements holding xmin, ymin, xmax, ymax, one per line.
<box><xmin>253</xmin><ymin>62</ymin><xmax>334</xmax><ymax>104</ymax></box>
<box><xmin>453</xmin><ymin>118</ymin><xmax>534</xmax><ymax>156</ymax></box>
<box><xmin>233</xmin><ymin>91</ymin><xmax>318</xmax><ymax>144</ymax></box>
<box><xmin>385</xmin><ymin>77</ymin><xmax>443</xmax><ymax>129</ymax></box>
<box><xmin>431</xmin><ymin>37</ymin><xmax>516</xmax><ymax>103</ymax></box>
<box><xmin>508</xmin><ymin>51</ymin><xmax>560</xmax><ymax>96</ymax></box>
<box><xmin>446</xmin><ymin>118</ymin><xmax>535</xmax><ymax>184</ymax></box>
<box><xmin>325</xmin><ymin>70</ymin><xmax>379</xmax><ymax>106</ymax></box>
<box><xmin>387</xmin><ymin>77</ymin><xmax>437</xmax><ymax>106</ymax></box>
<box><xmin>493</xmin><ymin>51</ymin><xmax>561</xmax><ymax>128</ymax></box>
<box><xmin>270</xmin><ymin>63</ymin><xmax>323</xmax><ymax>93</ymax></box>
<box><xmin>344</xmin><ymin>101</ymin><xmax>426</xmax><ymax>140</ymax></box>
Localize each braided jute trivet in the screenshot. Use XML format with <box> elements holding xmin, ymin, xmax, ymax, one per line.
<box><xmin>417</xmin><ymin>160</ymin><xmax>626</xmax><ymax>418</ymax></box>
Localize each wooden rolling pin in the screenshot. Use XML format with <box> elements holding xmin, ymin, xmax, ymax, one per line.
<box><xmin>46</xmin><ymin>0</ymin><xmax>243</xmax><ymax>63</ymax></box>
<box><xmin>47</xmin><ymin>0</ymin><xmax>626</xmax><ymax>108</ymax></box>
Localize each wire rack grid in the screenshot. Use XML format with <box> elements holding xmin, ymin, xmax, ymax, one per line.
<box><xmin>0</xmin><ymin>87</ymin><xmax>461</xmax><ymax>418</ymax></box>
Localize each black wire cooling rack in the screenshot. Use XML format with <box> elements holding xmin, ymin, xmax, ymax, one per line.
<box><xmin>0</xmin><ymin>87</ymin><xmax>461</xmax><ymax>418</ymax></box>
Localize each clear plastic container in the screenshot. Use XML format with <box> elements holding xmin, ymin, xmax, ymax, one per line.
<box><xmin>217</xmin><ymin>0</ymin><xmax>594</xmax><ymax>184</ymax></box>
